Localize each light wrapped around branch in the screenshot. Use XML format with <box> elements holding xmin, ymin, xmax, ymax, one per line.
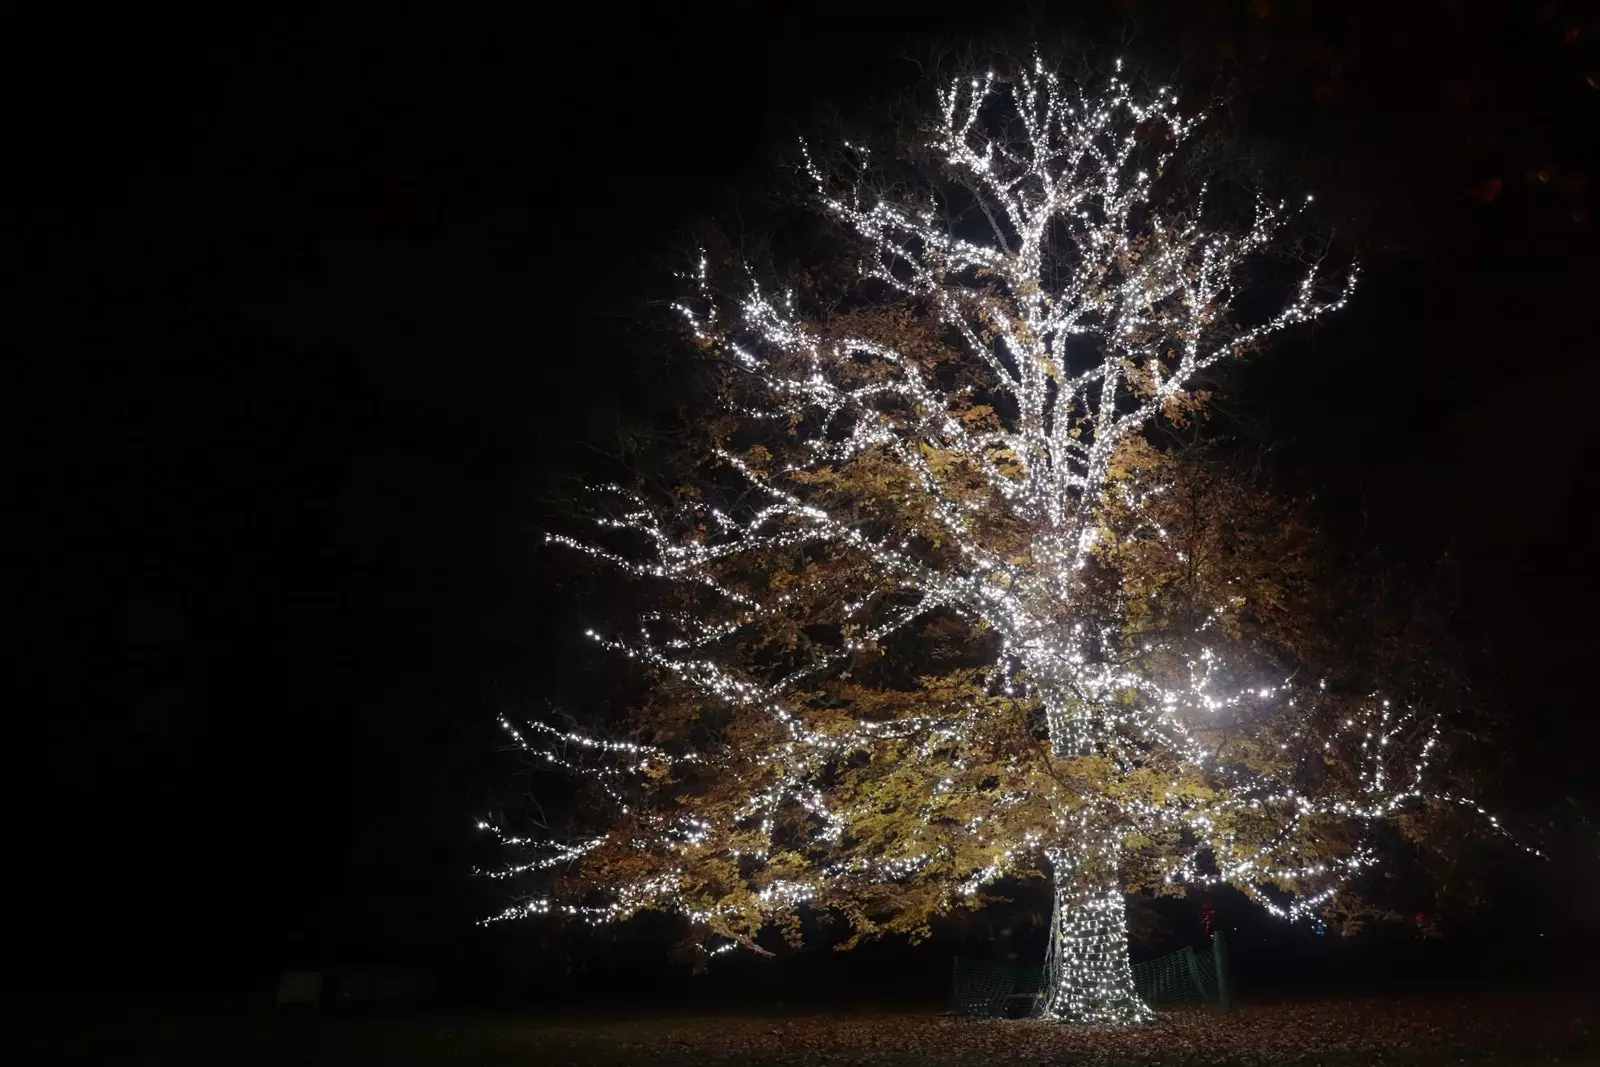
<box><xmin>479</xmin><ymin>53</ymin><xmax>1523</xmax><ymax>1024</ymax></box>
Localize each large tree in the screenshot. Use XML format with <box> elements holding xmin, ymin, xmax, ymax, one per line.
<box><xmin>482</xmin><ymin>58</ymin><xmax>1517</xmax><ymax>1023</ymax></box>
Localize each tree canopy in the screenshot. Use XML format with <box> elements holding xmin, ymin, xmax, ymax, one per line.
<box><xmin>482</xmin><ymin>53</ymin><xmax>1526</xmax><ymax>1023</ymax></box>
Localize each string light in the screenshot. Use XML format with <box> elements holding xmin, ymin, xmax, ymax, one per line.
<box><xmin>480</xmin><ymin>55</ymin><xmax>1520</xmax><ymax>1024</ymax></box>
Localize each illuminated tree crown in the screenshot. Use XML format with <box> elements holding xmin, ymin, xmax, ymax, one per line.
<box><xmin>481</xmin><ymin>56</ymin><xmax>1525</xmax><ymax>1024</ymax></box>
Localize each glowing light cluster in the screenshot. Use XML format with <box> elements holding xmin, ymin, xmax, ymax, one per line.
<box><xmin>480</xmin><ymin>57</ymin><xmax>1516</xmax><ymax>1024</ymax></box>
<box><xmin>1044</xmin><ymin>848</ymin><xmax>1153</xmax><ymax>1024</ymax></box>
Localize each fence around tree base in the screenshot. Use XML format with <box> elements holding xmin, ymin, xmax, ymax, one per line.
<box><xmin>952</xmin><ymin>941</ymin><xmax>1227</xmax><ymax>1019</ymax></box>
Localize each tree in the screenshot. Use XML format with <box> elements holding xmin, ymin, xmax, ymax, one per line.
<box><xmin>481</xmin><ymin>56</ymin><xmax>1519</xmax><ymax>1024</ymax></box>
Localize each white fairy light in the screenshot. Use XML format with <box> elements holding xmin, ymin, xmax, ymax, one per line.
<box><xmin>480</xmin><ymin>55</ymin><xmax>1520</xmax><ymax>1025</ymax></box>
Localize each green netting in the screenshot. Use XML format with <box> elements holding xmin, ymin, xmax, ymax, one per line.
<box><xmin>1132</xmin><ymin>946</ymin><xmax>1218</xmax><ymax>1008</ymax></box>
<box><xmin>952</xmin><ymin>957</ymin><xmax>1049</xmax><ymax>1019</ymax></box>
<box><xmin>952</xmin><ymin>946</ymin><xmax>1220</xmax><ymax>1018</ymax></box>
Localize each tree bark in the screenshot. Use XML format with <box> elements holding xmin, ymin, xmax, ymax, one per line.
<box><xmin>1040</xmin><ymin>851</ymin><xmax>1152</xmax><ymax>1025</ymax></box>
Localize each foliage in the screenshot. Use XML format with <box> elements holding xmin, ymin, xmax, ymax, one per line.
<box><xmin>480</xmin><ymin>51</ymin><xmax>1519</xmax><ymax>1021</ymax></box>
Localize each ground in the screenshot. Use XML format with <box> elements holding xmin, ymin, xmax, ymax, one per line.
<box><xmin>39</xmin><ymin>996</ymin><xmax>1598</xmax><ymax>1065</ymax></box>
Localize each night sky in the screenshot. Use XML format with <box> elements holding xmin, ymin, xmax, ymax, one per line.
<box><xmin>36</xmin><ymin>1</ymin><xmax>1598</xmax><ymax>1002</ymax></box>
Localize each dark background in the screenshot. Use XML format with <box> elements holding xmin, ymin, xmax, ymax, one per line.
<box><xmin>32</xmin><ymin>0</ymin><xmax>1598</xmax><ymax>1010</ymax></box>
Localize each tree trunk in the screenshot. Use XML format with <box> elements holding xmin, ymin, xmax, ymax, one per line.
<box><xmin>1039</xmin><ymin>851</ymin><xmax>1152</xmax><ymax>1025</ymax></box>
